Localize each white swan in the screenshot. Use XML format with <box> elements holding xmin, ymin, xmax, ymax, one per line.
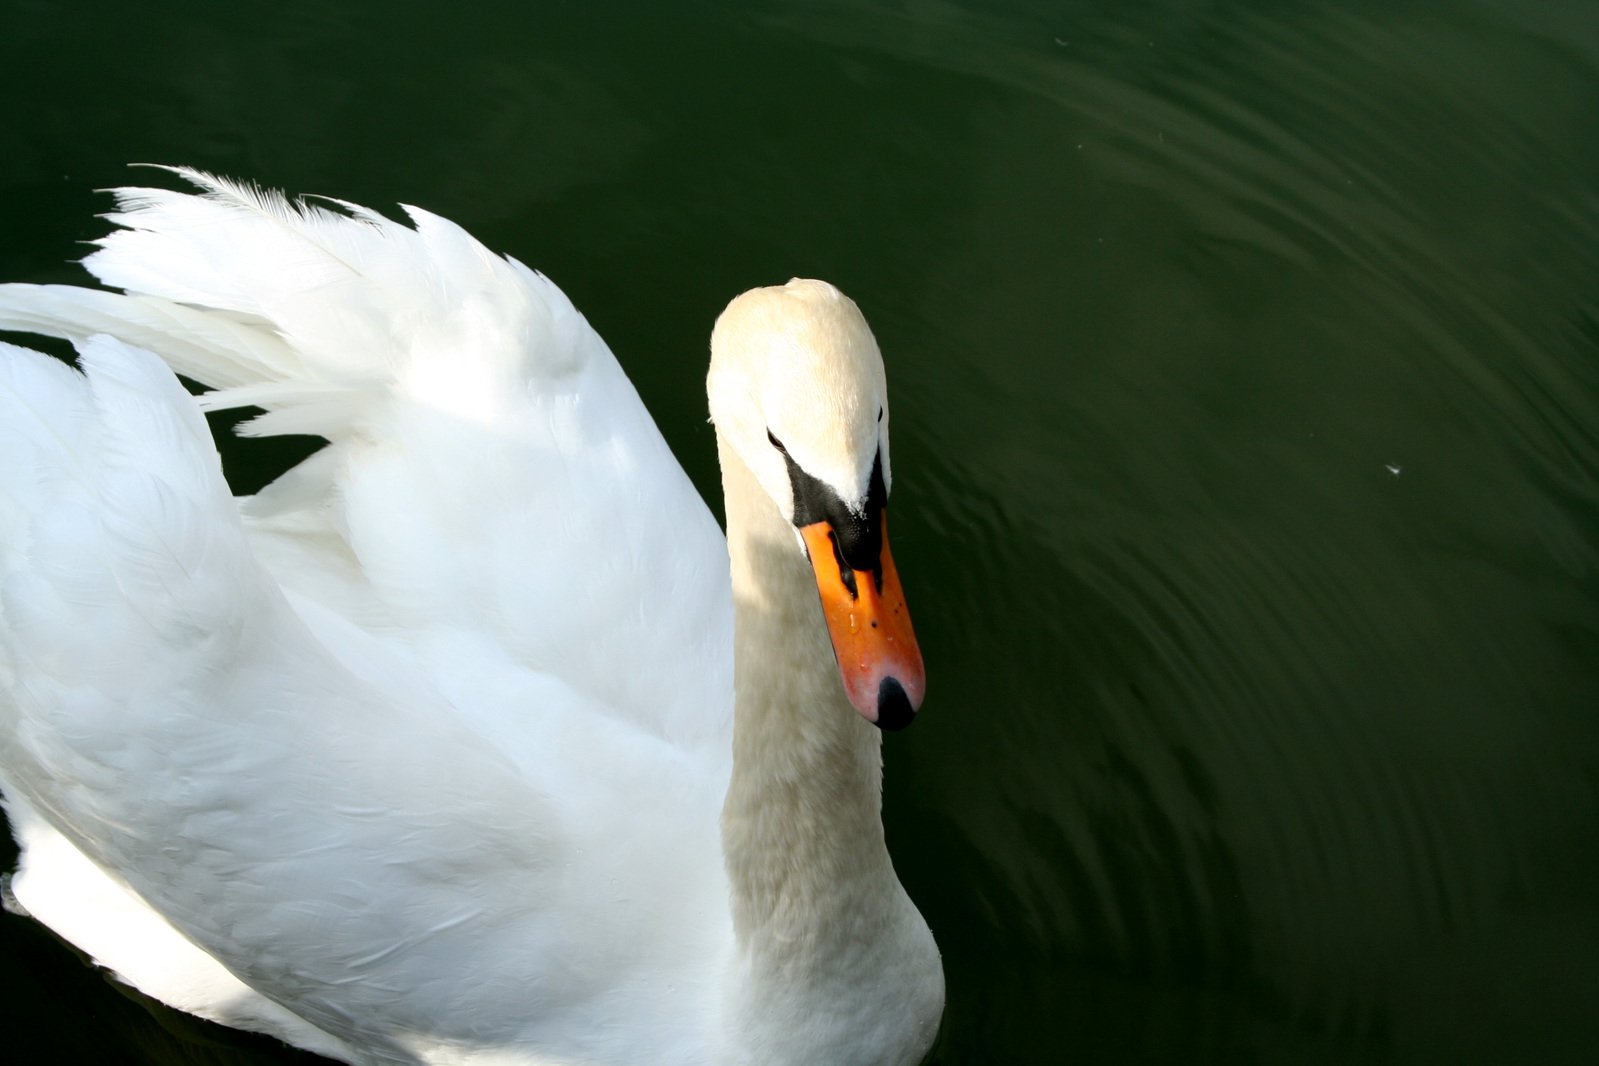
<box><xmin>0</xmin><ymin>169</ymin><xmax>943</xmax><ymax>1065</ymax></box>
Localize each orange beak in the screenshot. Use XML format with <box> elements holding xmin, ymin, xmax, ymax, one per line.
<box><xmin>799</xmin><ymin>512</ymin><xmax>926</xmax><ymax>729</ymax></box>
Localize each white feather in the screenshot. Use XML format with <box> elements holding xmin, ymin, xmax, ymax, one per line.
<box><xmin>0</xmin><ymin>171</ymin><xmax>941</xmax><ymax>1065</ymax></box>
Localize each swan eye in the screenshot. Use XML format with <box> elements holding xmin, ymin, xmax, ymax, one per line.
<box><xmin>766</xmin><ymin>429</ymin><xmax>789</xmax><ymax>455</ymax></box>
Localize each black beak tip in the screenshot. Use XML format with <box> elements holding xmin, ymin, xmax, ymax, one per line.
<box><xmin>874</xmin><ymin>677</ymin><xmax>917</xmax><ymax>732</ymax></box>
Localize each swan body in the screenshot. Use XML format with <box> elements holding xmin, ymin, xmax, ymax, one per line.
<box><xmin>0</xmin><ymin>170</ymin><xmax>942</xmax><ymax>1064</ymax></box>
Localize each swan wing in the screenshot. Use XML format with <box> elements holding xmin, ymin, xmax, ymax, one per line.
<box><xmin>0</xmin><ymin>337</ymin><xmax>543</xmax><ymax>1050</ymax></box>
<box><xmin>0</xmin><ymin>174</ymin><xmax>738</xmax><ymax>1060</ymax></box>
<box><xmin>0</xmin><ymin>335</ymin><xmax>731</xmax><ymax>1060</ymax></box>
<box><xmin>0</xmin><ymin>790</ymin><xmax>360</xmax><ymax>1061</ymax></box>
<box><xmin>0</xmin><ymin>168</ymin><xmax>732</xmax><ymax>750</ymax></box>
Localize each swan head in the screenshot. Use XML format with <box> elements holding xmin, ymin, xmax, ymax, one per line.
<box><xmin>708</xmin><ymin>278</ymin><xmax>925</xmax><ymax>729</ymax></box>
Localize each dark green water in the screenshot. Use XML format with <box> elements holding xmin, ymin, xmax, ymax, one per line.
<box><xmin>3</xmin><ymin>0</ymin><xmax>1597</xmax><ymax>1062</ymax></box>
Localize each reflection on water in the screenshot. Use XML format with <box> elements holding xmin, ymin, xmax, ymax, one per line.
<box><xmin>2</xmin><ymin>0</ymin><xmax>1597</xmax><ymax>1063</ymax></box>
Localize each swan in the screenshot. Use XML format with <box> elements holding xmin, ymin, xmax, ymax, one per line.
<box><xmin>0</xmin><ymin>169</ymin><xmax>943</xmax><ymax>1065</ymax></box>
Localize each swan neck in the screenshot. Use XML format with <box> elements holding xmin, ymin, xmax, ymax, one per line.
<box><xmin>713</xmin><ymin>430</ymin><xmax>942</xmax><ymax>1064</ymax></box>
<box><xmin>716</xmin><ymin>432</ymin><xmax>892</xmax><ymax>942</ymax></box>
